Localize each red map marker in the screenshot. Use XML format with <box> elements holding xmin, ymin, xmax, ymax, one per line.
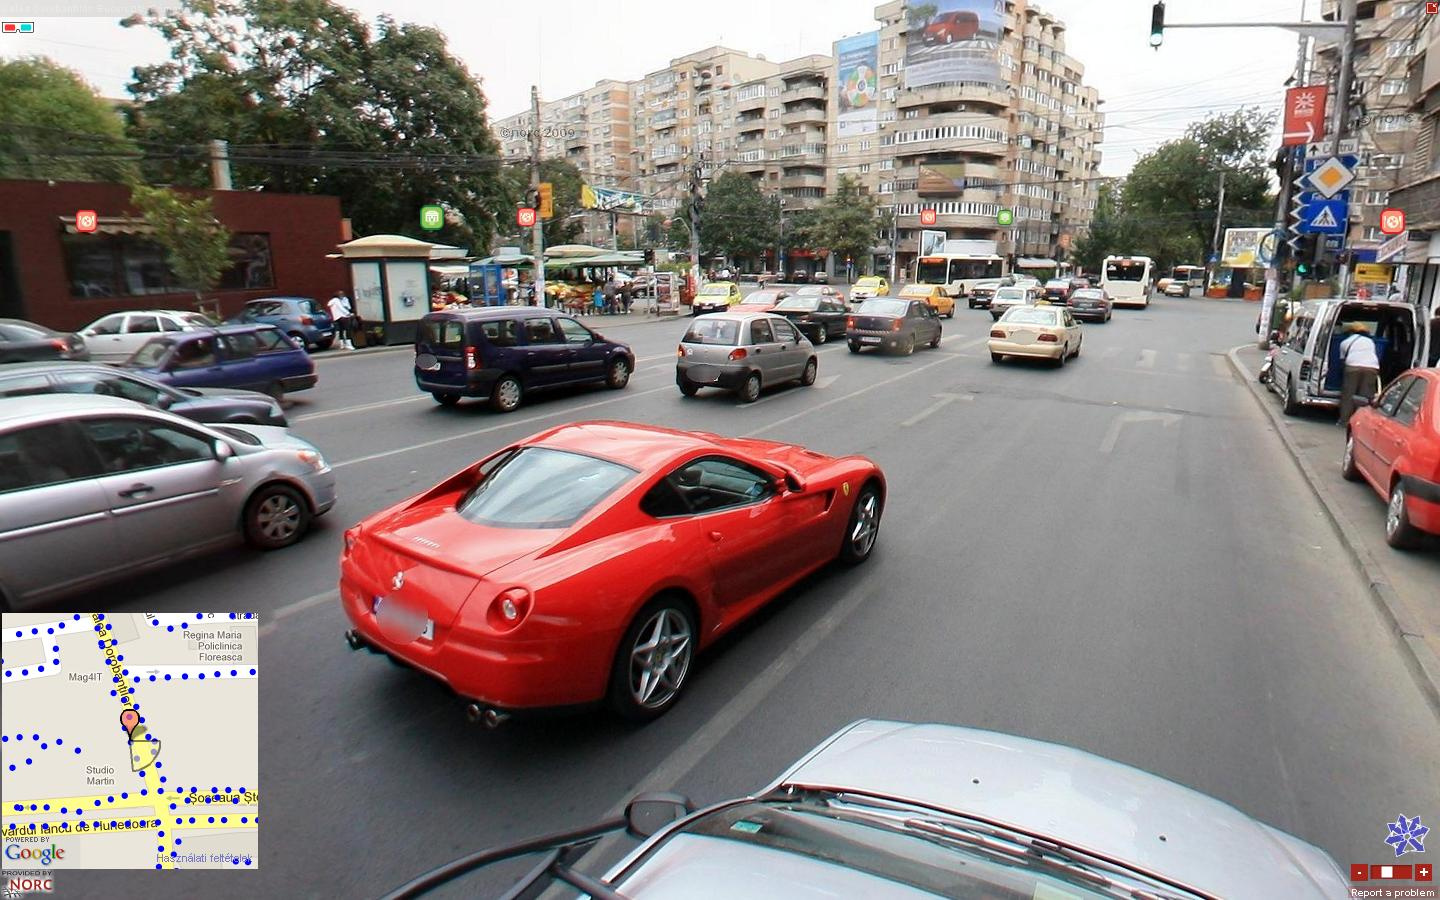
<box><xmin>120</xmin><ymin>709</ymin><xmax>139</xmax><ymax>736</ymax></box>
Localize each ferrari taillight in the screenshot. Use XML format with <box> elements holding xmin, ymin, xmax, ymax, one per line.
<box><xmin>488</xmin><ymin>587</ymin><xmax>532</xmax><ymax>630</ymax></box>
<box><xmin>465</xmin><ymin>346</ymin><xmax>478</xmax><ymax>370</ymax></box>
<box><xmin>989</xmin><ymin>329</ymin><xmax>1006</xmax><ymax>338</ymax></box>
<box><xmin>1038</xmin><ymin>333</ymin><xmax>1059</xmax><ymax>343</ymax></box>
<box><xmin>728</xmin><ymin>348</ymin><xmax>748</xmax><ymax>360</ymax></box>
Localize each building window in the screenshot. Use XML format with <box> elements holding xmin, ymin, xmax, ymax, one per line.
<box><xmin>1376</xmin><ymin>114</ymin><xmax>1410</xmax><ymax>132</ymax></box>
<box><xmin>859</xmin><ymin>164</ymin><xmax>870</xmax><ymax>173</ymax></box>
<box><xmin>1364</xmin><ymin>189</ymin><xmax>1389</xmax><ymax>205</ymax></box>
<box><xmin>860</xmin><ymin>140</ymin><xmax>871</xmax><ymax>150</ymax></box>
<box><xmin>880</xmin><ymin>159</ymin><xmax>895</xmax><ymax>170</ymax></box>
<box><xmin>769</xmin><ymin>108</ymin><xmax>780</xmax><ymax>118</ymax></box>
<box><xmin>65</xmin><ymin>232</ymin><xmax>274</xmax><ymax>298</ymax></box>
<box><xmin>904</xmin><ymin>108</ymin><xmax>919</xmax><ymax>119</ymax></box>
<box><xmin>1387</xmin><ymin>40</ymin><xmax>1414</xmax><ymax>58</ymax></box>
<box><xmin>1381</xmin><ymin>78</ymin><xmax>1407</xmax><ymax>96</ymax></box>
<box><xmin>882</xmin><ymin>62</ymin><xmax>900</xmax><ymax>75</ymax></box>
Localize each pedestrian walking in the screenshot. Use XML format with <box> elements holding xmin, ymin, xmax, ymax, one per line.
<box><xmin>327</xmin><ymin>290</ymin><xmax>355</xmax><ymax>351</ymax></box>
<box><xmin>1338</xmin><ymin>322</ymin><xmax>1381</xmax><ymax>427</ymax></box>
<box><xmin>603</xmin><ymin>277</ymin><xmax>618</xmax><ymax>316</ymax></box>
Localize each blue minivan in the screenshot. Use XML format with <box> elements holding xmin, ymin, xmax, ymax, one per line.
<box><xmin>414</xmin><ymin>307</ymin><xmax>634</xmax><ymax>411</ymax></box>
<box><xmin>123</xmin><ymin>324</ymin><xmax>317</xmax><ymax>400</ymax></box>
<box><xmin>227</xmin><ymin>297</ymin><xmax>334</xmax><ymax>351</ymax></box>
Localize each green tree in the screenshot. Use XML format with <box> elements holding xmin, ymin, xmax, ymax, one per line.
<box><xmin>1071</xmin><ymin>180</ymin><xmax>1139</xmax><ymax>271</ymax></box>
<box><xmin>695</xmin><ymin>171</ymin><xmax>777</xmax><ymax>261</ymax></box>
<box><xmin>0</xmin><ymin>57</ymin><xmax>138</xmax><ymax>182</ymax></box>
<box><xmin>806</xmin><ymin>175</ymin><xmax>879</xmax><ymax>272</ymax></box>
<box><xmin>497</xmin><ymin>159</ymin><xmax>586</xmax><ymax>247</ymax></box>
<box><xmin>123</xmin><ymin>0</ymin><xmax>509</xmax><ymax>250</ymax></box>
<box><xmin>127</xmin><ymin>184</ymin><xmax>233</xmax><ymax>310</ymax></box>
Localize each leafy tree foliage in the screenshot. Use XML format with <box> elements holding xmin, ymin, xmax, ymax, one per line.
<box><xmin>0</xmin><ymin>58</ymin><xmax>138</xmax><ymax>182</ymax></box>
<box><xmin>805</xmin><ymin>175</ymin><xmax>880</xmax><ymax>269</ymax></box>
<box><xmin>127</xmin><ymin>184</ymin><xmax>232</xmax><ymax>305</ymax></box>
<box><xmin>497</xmin><ymin>158</ymin><xmax>585</xmax><ymax>248</ymax></box>
<box><xmin>691</xmin><ymin>171</ymin><xmax>778</xmax><ymax>261</ymax></box>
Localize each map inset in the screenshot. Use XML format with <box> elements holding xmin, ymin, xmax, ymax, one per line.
<box><xmin>1</xmin><ymin>613</ymin><xmax>258</xmax><ymax>870</ymax></box>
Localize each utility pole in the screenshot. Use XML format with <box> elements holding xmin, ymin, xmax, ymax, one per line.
<box><xmin>775</xmin><ymin>196</ymin><xmax>785</xmax><ymax>280</ymax></box>
<box><xmin>1260</xmin><ymin>2</ymin><xmax>1313</xmax><ymax>349</ymax></box>
<box><xmin>688</xmin><ymin>154</ymin><xmax>704</xmax><ymax>296</ymax></box>
<box><xmin>1211</xmin><ymin>171</ymin><xmax>1226</xmax><ymax>262</ymax></box>
<box><xmin>208</xmin><ymin>139</ymin><xmax>232</xmax><ymax>191</ymax></box>
<box><xmin>529</xmin><ymin>86</ymin><xmax>547</xmax><ymax>306</ymax></box>
<box><xmin>888</xmin><ymin>206</ymin><xmax>898</xmax><ymax>284</ymax></box>
<box><xmin>1332</xmin><ymin>0</ymin><xmax>1358</xmax><ymax>297</ymax></box>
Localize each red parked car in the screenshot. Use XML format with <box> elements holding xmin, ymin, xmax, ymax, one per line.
<box><xmin>341</xmin><ymin>421</ymin><xmax>886</xmax><ymax>722</ymax></box>
<box><xmin>1343</xmin><ymin>368</ymin><xmax>1440</xmax><ymax>548</ymax></box>
<box><xmin>923</xmin><ymin>11</ymin><xmax>981</xmax><ymax>44</ymax></box>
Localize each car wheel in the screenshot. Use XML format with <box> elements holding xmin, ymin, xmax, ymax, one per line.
<box><xmin>287</xmin><ymin>332</ymin><xmax>309</xmax><ymax>351</ymax></box>
<box><xmin>678</xmin><ymin>378</ymin><xmax>700</xmax><ymax>397</ymax></box>
<box><xmin>432</xmin><ymin>392</ymin><xmax>460</xmax><ymax>407</ymax></box>
<box><xmin>1054</xmin><ymin>345</ymin><xmax>1067</xmax><ymax>368</ymax></box>
<box><xmin>838</xmin><ymin>482</ymin><xmax>883</xmax><ymax>565</ymax></box>
<box><xmin>800</xmin><ymin>357</ymin><xmax>818</xmax><ymax>386</ymax></box>
<box><xmin>814</xmin><ymin>327</ymin><xmax>827</xmax><ymax>345</ymax></box>
<box><xmin>1282</xmin><ymin>377</ymin><xmax>1300</xmax><ymax>416</ymax></box>
<box><xmin>1341</xmin><ymin>433</ymin><xmax>1362</xmax><ymax>482</ymax></box>
<box><xmin>739</xmin><ymin>371</ymin><xmax>762</xmax><ymax>403</ymax></box>
<box><xmin>264</xmin><ymin>381</ymin><xmax>285</xmax><ymax>403</ymax></box>
<box><xmin>848</xmin><ymin>341</ymin><xmax>861</xmax><ymax>353</ymax></box>
<box><xmin>901</xmin><ymin>335</ymin><xmax>915</xmax><ymax>356</ymax></box>
<box><xmin>243</xmin><ymin>483</ymin><xmax>311</xmax><ymax>550</ymax></box>
<box><xmin>929</xmin><ymin>330</ymin><xmax>942</xmax><ymax>348</ymax></box>
<box><xmin>607</xmin><ymin>596</ymin><xmax>697</xmax><ymax>722</ymax></box>
<box><xmin>990</xmin><ymin>352</ymin><xmax>1003</xmax><ymax>363</ymax></box>
<box><xmin>606</xmin><ymin>357</ymin><xmax>631</xmax><ymax>389</ymax></box>
<box><xmin>1385</xmin><ymin>481</ymin><xmax>1422</xmax><ymax>549</ymax></box>
<box><xmin>1072</xmin><ymin>340</ymin><xmax>1081</xmax><ymax>358</ymax></box>
<box><xmin>947</xmin><ymin>307</ymin><xmax>956</xmax><ymax>319</ymax></box>
<box><xmin>490</xmin><ymin>375</ymin><xmax>523</xmax><ymax>413</ymax></box>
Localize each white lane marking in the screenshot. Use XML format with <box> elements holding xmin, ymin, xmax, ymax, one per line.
<box><xmin>258</xmin><ymin>589</ymin><xmax>337</xmax><ymax>638</ymax></box>
<box><xmin>330</xmin><ymin>385</ymin><xmax>673</xmax><ymax>469</ymax></box>
<box><xmin>1098</xmin><ymin>410</ymin><xmax>1182</xmax><ymax>453</ymax></box>
<box><xmin>812</xmin><ymin>374</ymin><xmax>840</xmax><ymax>389</ymax></box>
<box><xmin>1137</xmin><ymin>349</ymin><xmax>1157</xmax><ymax>369</ymax></box>
<box><xmin>901</xmin><ymin>392</ymin><xmax>974</xmax><ymax>427</ymax></box>
<box><xmin>293</xmin><ymin>396</ymin><xmax>429</xmax><ymax>423</ymax></box>
<box><xmin>746</xmin><ymin>351</ymin><xmax>959</xmax><ymax>438</ymax></box>
<box><xmin>1176</xmin><ymin>352</ymin><xmax>1193</xmax><ymax>372</ymax></box>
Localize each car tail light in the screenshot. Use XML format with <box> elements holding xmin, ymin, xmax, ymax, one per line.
<box><xmin>1038</xmin><ymin>333</ymin><xmax>1059</xmax><ymax>343</ymax></box>
<box><xmin>989</xmin><ymin>329</ymin><xmax>1006</xmax><ymax>338</ymax></box>
<box><xmin>343</xmin><ymin>526</ymin><xmax>360</xmax><ymax>553</ymax></box>
<box><xmin>488</xmin><ymin>587</ymin><xmax>532</xmax><ymax>630</ymax></box>
<box><xmin>676</xmin><ymin>345</ymin><xmax>686</xmax><ymax>358</ymax></box>
<box><xmin>891</xmin><ymin>320</ymin><xmax>901</xmax><ymax>331</ymax></box>
<box><xmin>49</xmin><ymin>339</ymin><xmax>67</xmax><ymax>351</ymax></box>
<box><xmin>465</xmin><ymin>346</ymin><xmax>478</xmax><ymax>370</ymax></box>
<box><xmin>300</xmin><ymin>315</ymin><xmax>314</xmax><ymax>325</ymax></box>
<box><xmin>846</xmin><ymin>317</ymin><xmax>855</xmax><ymax>328</ymax></box>
<box><xmin>728</xmin><ymin>348</ymin><xmax>748</xmax><ymax>360</ymax></box>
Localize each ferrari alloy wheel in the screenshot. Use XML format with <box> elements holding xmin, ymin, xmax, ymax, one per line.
<box><xmin>243</xmin><ymin>484</ymin><xmax>310</xmax><ymax>550</ymax></box>
<box><xmin>606</xmin><ymin>357</ymin><xmax>631</xmax><ymax>389</ymax></box>
<box><xmin>839</xmin><ymin>483</ymin><xmax>883</xmax><ymax>565</ymax></box>
<box><xmin>1385</xmin><ymin>482</ymin><xmax>1421</xmax><ymax>549</ymax></box>
<box><xmin>491</xmin><ymin>375</ymin><xmax>523</xmax><ymax>413</ymax></box>
<box><xmin>739</xmin><ymin>372</ymin><xmax>762</xmax><ymax>403</ymax></box>
<box><xmin>609</xmin><ymin>598</ymin><xmax>696</xmax><ymax>722</ymax></box>
<box><xmin>1341</xmin><ymin>434</ymin><xmax>1361</xmax><ymax>482</ymax></box>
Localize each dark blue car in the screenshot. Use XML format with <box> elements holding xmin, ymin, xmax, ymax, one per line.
<box><xmin>414</xmin><ymin>307</ymin><xmax>634</xmax><ymax>412</ymax></box>
<box><xmin>123</xmin><ymin>324</ymin><xmax>317</xmax><ymax>401</ymax></box>
<box><xmin>227</xmin><ymin>297</ymin><xmax>334</xmax><ymax>351</ymax></box>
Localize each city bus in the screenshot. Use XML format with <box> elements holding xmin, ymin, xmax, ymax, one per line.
<box><xmin>913</xmin><ymin>248</ymin><xmax>1007</xmax><ymax>300</ymax></box>
<box><xmin>1100</xmin><ymin>255</ymin><xmax>1153</xmax><ymax>309</ymax></box>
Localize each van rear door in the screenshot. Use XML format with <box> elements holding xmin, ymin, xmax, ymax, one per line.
<box><xmin>415</xmin><ymin>316</ymin><xmax>467</xmax><ymax>388</ymax></box>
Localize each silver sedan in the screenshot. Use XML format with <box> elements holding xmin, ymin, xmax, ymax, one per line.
<box><xmin>0</xmin><ymin>394</ymin><xmax>336</xmax><ymax>608</ymax></box>
<box><xmin>675</xmin><ymin>311</ymin><xmax>818</xmax><ymax>402</ymax></box>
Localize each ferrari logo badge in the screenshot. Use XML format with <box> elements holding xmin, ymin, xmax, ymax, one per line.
<box><xmin>842</xmin><ymin>482</ymin><xmax>850</xmax><ymax>496</ymax></box>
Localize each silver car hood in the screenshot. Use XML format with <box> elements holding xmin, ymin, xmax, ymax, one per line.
<box><xmin>213</xmin><ymin>423</ymin><xmax>318</xmax><ymax>452</ymax></box>
<box><xmin>764</xmin><ymin>720</ymin><xmax>1346</xmax><ymax>899</ymax></box>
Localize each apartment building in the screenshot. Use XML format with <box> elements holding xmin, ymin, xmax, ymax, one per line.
<box><xmin>832</xmin><ymin>0</ymin><xmax>1103</xmax><ymax>276</ymax></box>
<box><xmin>491</xmin><ymin>79</ymin><xmax>635</xmax><ymax>246</ymax></box>
<box><xmin>1314</xmin><ymin>0</ymin><xmax>1427</xmax><ymax>255</ymax></box>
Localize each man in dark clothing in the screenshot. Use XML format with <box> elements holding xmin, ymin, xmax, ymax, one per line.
<box><xmin>603</xmin><ymin>278</ymin><xmax>618</xmax><ymax>315</ymax></box>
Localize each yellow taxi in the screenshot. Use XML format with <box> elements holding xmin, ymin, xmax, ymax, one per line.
<box><xmin>898</xmin><ymin>283</ymin><xmax>955</xmax><ymax>318</ymax></box>
<box><xmin>988</xmin><ymin>304</ymin><xmax>1083</xmax><ymax>367</ymax></box>
<box><xmin>851</xmin><ymin>276</ymin><xmax>890</xmax><ymax>301</ymax></box>
<box><xmin>692</xmin><ymin>281</ymin><xmax>742</xmax><ymax>315</ymax></box>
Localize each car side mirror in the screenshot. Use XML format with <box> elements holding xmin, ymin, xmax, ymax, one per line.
<box><xmin>625</xmin><ymin>792</ymin><xmax>693</xmax><ymax>838</ymax></box>
<box><xmin>213</xmin><ymin>440</ymin><xmax>234</xmax><ymax>462</ymax></box>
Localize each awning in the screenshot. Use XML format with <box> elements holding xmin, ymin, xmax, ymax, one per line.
<box><xmin>59</xmin><ymin>216</ymin><xmax>154</xmax><ymax>236</ymax></box>
<box><xmin>473</xmin><ymin>254</ymin><xmax>533</xmax><ymax>268</ymax></box>
<box><xmin>1015</xmin><ymin>257</ymin><xmax>1058</xmax><ymax>268</ymax></box>
<box><xmin>545</xmin><ymin>252</ymin><xmax>645</xmax><ymax>267</ymax></box>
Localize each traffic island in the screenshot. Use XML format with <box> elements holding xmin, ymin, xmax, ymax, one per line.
<box><xmin>1229</xmin><ymin>343</ymin><xmax>1440</xmax><ymax>716</ymax></box>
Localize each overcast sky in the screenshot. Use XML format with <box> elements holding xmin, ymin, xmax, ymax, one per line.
<box><xmin>3</xmin><ymin>0</ymin><xmax>1317</xmax><ymax>176</ymax></box>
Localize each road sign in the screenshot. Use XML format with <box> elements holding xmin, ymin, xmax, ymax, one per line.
<box><xmin>1306</xmin><ymin>157</ymin><xmax>1356</xmax><ymax>198</ymax></box>
<box><xmin>74</xmin><ymin>210</ymin><xmax>97</xmax><ymax>233</ymax></box>
<box><xmin>1305</xmin><ymin>139</ymin><xmax>1358</xmax><ymax>157</ymax></box>
<box><xmin>517</xmin><ymin>207</ymin><xmax>537</xmax><ymax>228</ymax></box>
<box><xmin>420</xmin><ymin>205</ymin><xmax>444</xmax><ymax>231</ymax></box>
<box><xmin>1379</xmin><ymin>207</ymin><xmax>1406</xmax><ymax>235</ymax></box>
<box><xmin>1282</xmin><ymin>85</ymin><xmax>1328</xmax><ymax>146</ymax></box>
<box><xmin>996</xmin><ymin>208</ymin><xmax>1013</xmax><ymax>226</ymax></box>
<box><xmin>1324</xmin><ymin>234</ymin><xmax>1345</xmax><ymax>251</ymax></box>
<box><xmin>919</xmin><ymin>209</ymin><xmax>937</xmax><ymax>226</ymax></box>
<box><xmin>1296</xmin><ymin>196</ymin><xmax>1348</xmax><ymax>234</ymax></box>
<box><xmin>1302</xmin><ymin>153</ymin><xmax>1358</xmax><ymax>174</ymax></box>
<box><xmin>1377</xmin><ymin>229</ymin><xmax>1410</xmax><ymax>262</ymax></box>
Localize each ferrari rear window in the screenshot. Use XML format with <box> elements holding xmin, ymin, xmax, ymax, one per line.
<box><xmin>456</xmin><ymin>447</ymin><xmax>636</xmax><ymax>529</ymax></box>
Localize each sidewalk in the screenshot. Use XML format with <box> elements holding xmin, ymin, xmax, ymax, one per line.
<box><xmin>312</xmin><ymin>308</ymin><xmax>675</xmax><ymax>359</ymax></box>
<box><xmin>1229</xmin><ymin>344</ymin><xmax>1440</xmax><ymax>715</ymax></box>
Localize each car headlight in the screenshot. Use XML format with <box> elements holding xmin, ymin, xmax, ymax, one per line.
<box><xmin>297</xmin><ymin>450</ymin><xmax>327</xmax><ymax>471</ymax></box>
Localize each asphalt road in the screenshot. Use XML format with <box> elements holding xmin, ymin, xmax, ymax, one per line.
<box><xmin>52</xmin><ymin>294</ymin><xmax>1440</xmax><ymax>897</ymax></box>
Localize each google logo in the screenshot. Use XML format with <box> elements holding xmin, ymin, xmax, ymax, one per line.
<box><xmin>3</xmin><ymin>842</ymin><xmax>65</xmax><ymax>865</ymax></box>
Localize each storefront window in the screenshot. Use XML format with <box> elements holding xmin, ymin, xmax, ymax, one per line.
<box><xmin>65</xmin><ymin>232</ymin><xmax>274</xmax><ymax>298</ymax></box>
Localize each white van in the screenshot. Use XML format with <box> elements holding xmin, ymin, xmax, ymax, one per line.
<box><xmin>1268</xmin><ymin>298</ymin><xmax>1423</xmax><ymax>415</ymax></box>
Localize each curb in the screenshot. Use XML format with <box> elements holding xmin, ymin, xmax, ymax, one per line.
<box><xmin>1227</xmin><ymin>345</ymin><xmax>1440</xmax><ymax>716</ymax></box>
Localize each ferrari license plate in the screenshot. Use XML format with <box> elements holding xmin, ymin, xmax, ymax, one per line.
<box><xmin>861</xmin><ymin>336</ymin><xmax>882</xmax><ymax>344</ymax></box>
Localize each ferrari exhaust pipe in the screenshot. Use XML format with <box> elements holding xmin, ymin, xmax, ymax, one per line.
<box><xmin>465</xmin><ymin>703</ymin><xmax>511</xmax><ymax>729</ymax></box>
<box><xmin>344</xmin><ymin>629</ymin><xmax>363</xmax><ymax>650</ymax></box>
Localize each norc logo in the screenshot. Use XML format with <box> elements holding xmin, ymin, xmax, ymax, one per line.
<box><xmin>3</xmin><ymin>843</ymin><xmax>64</xmax><ymax>865</ymax></box>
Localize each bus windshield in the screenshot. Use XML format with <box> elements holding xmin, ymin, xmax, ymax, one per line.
<box><xmin>1105</xmin><ymin>262</ymin><xmax>1147</xmax><ymax>282</ymax></box>
<box><xmin>916</xmin><ymin>259</ymin><xmax>949</xmax><ymax>284</ymax></box>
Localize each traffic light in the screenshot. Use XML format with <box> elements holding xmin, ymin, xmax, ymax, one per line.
<box><xmin>1150</xmin><ymin>2</ymin><xmax>1165</xmax><ymax>49</ymax></box>
<box><xmin>1295</xmin><ymin>260</ymin><xmax>1310</xmax><ymax>277</ymax></box>
<box><xmin>537</xmin><ymin>182</ymin><xmax>553</xmax><ymax>219</ymax></box>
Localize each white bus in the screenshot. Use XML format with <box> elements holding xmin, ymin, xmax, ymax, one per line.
<box><xmin>913</xmin><ymin>250</ymin><xmax>1007</xmax><ymax>299</ymax></box>
<box><xmin>1100</xmin><ymin>255</ymin><xmax>1153</xmax><ymax>309</ymax></box>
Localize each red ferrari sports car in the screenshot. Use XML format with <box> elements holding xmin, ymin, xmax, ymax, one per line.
<box><xmin>341</xmin><ymin>421</ymin><xmax>886</xmax><ymax>722</ymax></box>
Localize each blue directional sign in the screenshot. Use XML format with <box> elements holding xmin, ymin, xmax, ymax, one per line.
<box><xmin>1303</xmin><ymin>153</ymin><xmax>1359</xmax><ymax>174</ymax></box>
<box><xmin>1296</xmin><ymin>196</ymin><xmax>1348</xmax><ymax>234</ymax></box>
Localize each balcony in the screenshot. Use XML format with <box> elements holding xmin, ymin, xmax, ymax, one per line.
<box><xmin>781</xmin><ymin>105</ymin><xmax>826</xmax><ymax>125</ymax></box>
<box><xmin>781</xmin><ymin>172</ymin><xmax>826</xmax><ymax>189</ymax></box>
<box><xmin>896</xmin><ymin>83</ymin><xmax>1011</xmax><ymax>111</ymax></box>
<box><xmin>735</xmin><ymin>92</ymin><xmax>767</xmax><ymax>111</ymax></box>
<box><xmin>782</xmin><ymin>83</ymin><xmax>826</xmax><ymax>102</ymax></box>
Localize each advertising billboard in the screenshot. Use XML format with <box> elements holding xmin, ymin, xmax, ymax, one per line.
<box><xmin>904</xmin><ymin>0</ymin><xmax>1003</xmax><ymax>89</ymax></box>
<box><xmin>836</xmin><ymin>31</ymin><xmax>879</xmax><ymax>138</ymax></box>
<box><xmin>920</xmin><ymin>229</ymin><xmax>948</xmax><ymax>256</ymax></box>
<box><xmin>581</xmin><ymin>184</ymin><xmax>649</xmax><ymax>214</ymax></box>
<box><xmin>1220</xmin><ymin>227</ymin><xmax>1270</xmax><ymax>268</ymax></box>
